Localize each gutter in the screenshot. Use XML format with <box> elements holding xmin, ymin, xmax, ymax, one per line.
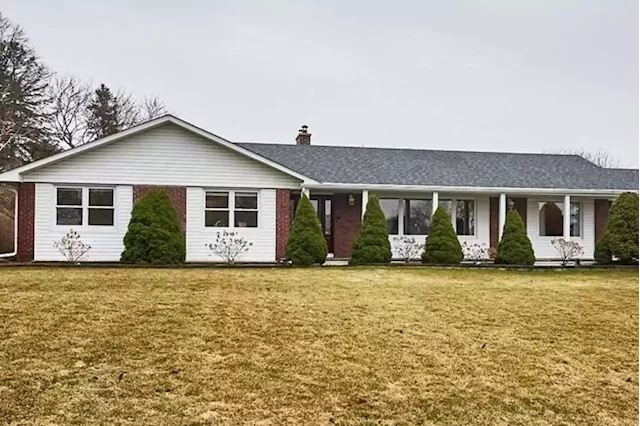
<box><xmin>302</xmin><ymin>182</ymin><xmax>636</xmax><ymax>197</ymax></box>
<box><xmin>0</xmin><ymin>186</ymin><xmax>17</xmax><ymax>258</ymax></box>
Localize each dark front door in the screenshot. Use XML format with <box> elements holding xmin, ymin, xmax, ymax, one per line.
<box><xmin>310</xmin><ymin>196</ymin><xmax>333</xmax><ymax>254</ymax></box>
<box><xmin>290</xmin><ymin>194</ymin><xmax>333</xmax><ymax>253</ymax></box>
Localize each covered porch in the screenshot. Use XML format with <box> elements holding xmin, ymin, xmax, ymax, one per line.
<box><xmin>298</xmin><ymin>184</ymin><xmax>618</xmax><ymax>261</ymax></box>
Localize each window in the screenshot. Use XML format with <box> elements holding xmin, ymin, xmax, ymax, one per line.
<box><xmin>234</xmin><ymin>192</ymin><xmax>258</xmax><ymax>227</ymax></box>
<box><xmin>456</xmin><ymin>200</ymin><xmax>475</xmax><ymax>236</ymax></box>
<box><xmin>205</xmin><ymin>191</ymin><xmax>258</xmax><ymax>228</ymax></box>
<box><xmin>404</xmin><ymin>199</ymin><xmax>432</xmax><ymax>235</ymax></box>
<box><xmin>380</xmin><ymin>199</ymin><xmax>399</xmax><ymax>234</ymax></box>
<box><xmin>56</xmin><ymin>187</ymin><xmax>114</xmax><ymax>226</ymax></box>
<box><xmin>205</xmin><ymin>192</ymin><xmax>229</xmax><ymax>227</ymax></box>
<box><xmin>56</xmin><ymin>188</ymin><xmax>83</xmax><ymax>225</ymax></box>
<box><xmin>539</xmin><ymin>201</ymin><xmax>581</xmax><ymax>237</ymax></box>
<box><xmin>438</xmin><ymin>200</ymin><xmax>452</xmax><ymax>217</ymax></box>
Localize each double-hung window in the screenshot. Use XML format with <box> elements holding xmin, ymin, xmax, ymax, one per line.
<box><xmin>56</xmin><ymin>187</ymin><xmax>115</xmax><ymax>226</ymax></box>
<box><xmin>205</xmin><ymin>190</ymin><xmax>258</xmax><ymax>228</ymax></box>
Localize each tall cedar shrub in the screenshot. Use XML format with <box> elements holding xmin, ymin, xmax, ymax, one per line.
<box><xmin>496</xmin><ymin>209</ymin><xmax>535</xmax><ymax>265</ymax></box>
<box><xmin>596</xmin><ymin>192</ymin><xmax>639</xmax><ymax>264</ymax></box>
<box><xmin>421</xmin><ymin>206</ymin><xmax>463</xmax><ymax>264</ymax></box>
<box><xmin>594</xmin><ymin>233</ymin><xmax>612</xmax><ymax>264</ymax></box>
<box><xmin>285</xmin><ymin>194</ymin><xmax>327</xmax><ymax>266</ymax></box>
<box><xmin>350</xmin><ymin>194</ymin><xmax>391</xmax><ymax>264</ymax></box>
<box><xmin>121</xmin><ymin>189</ymin><xmax>185</xmax><ymax>264</ymax></box>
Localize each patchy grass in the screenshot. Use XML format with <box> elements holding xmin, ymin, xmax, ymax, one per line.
<box><xmin>0</xmin><ymin>268</ymin><xmax>637</xmax><ymax>425</ymax></box>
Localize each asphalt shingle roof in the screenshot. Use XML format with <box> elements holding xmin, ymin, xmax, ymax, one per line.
<box><xmin>237</xmin><ymin>143</ymin><xmax>639</xmax><ymax>190</ymax></box>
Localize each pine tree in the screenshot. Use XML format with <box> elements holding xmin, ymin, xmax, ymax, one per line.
<box><xmin>0</xmin><ymin>13</ymin><xmax>58</xmax><ymax>171</ymax></box>
<box><xmin>350</xmin><ymin>194</ymin><xmax>391</xmax><ymax>264</ymax></box>
<box><xmin>421</xmin><ymin>206</ymin><xmax>463</xmax><ymax>264</ymax></box>
<box><xmin>121</xmin><ymin>189</ymin><xmax>185</xmax><ymax>264</ymax></box>
<box><xmin>85</xmin><ymin>84</ymin><xmax>121</xmax><ymax>140</ymax></box>
<box><xmin>285</xmin><ymin>195</ymin><xmax>327</xmax><ymax>265</ymax></box>
<box><xmin>595</xmin><ymin>192</ymin><xmax>638</xmax><ymax>264</ymax></box>
<box><xmin>496</xmin><ymin>210</ymin><xmax>535</xmax><ymax>265</ymax></box>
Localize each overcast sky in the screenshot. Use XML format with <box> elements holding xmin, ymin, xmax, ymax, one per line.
<box><xmin>5</xmin><ymin>0</ymin><xmax>639</xmax><ymax>167</ymax></box>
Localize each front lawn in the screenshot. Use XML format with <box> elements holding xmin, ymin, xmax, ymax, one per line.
<box><xmin>0</xmin><ymin>268</ymin><xmax>637</xmax><ymax>425</ymax></box>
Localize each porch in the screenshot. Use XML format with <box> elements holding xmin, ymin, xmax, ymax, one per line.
<box><xmin>295</xmin><ymin>186</ymin><xmax>615</xmax><ymax>261</ymax></box>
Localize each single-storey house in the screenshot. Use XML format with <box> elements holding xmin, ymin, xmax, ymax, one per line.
<box><xmin>0</xmin><ymin>115</ymin><xmax>637</xmax><ymax>262</ymax></box>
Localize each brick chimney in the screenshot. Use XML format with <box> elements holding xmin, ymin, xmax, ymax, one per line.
<box><xmin>296</xmin><ymin>125</ymin><xmax>311</xmax><ymax>145</ymax></box>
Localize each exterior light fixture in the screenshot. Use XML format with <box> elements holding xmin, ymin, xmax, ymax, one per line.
<box><xmin>348</xmin><ymin>194</ymin><xmax>355</xmax><ymax>206</ymax></box>
<box><xmin>508</xmin><ymin>199</ymin><xmax>515</xmax><ymax>210</ymax></box>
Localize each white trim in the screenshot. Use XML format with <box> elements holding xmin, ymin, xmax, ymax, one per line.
<box><xmin>0</xmin><ymin>186</ymin><xmax>18</xmax><ymax>257</ymax></box>
<box><xmin>498</xmin><ymin>193</ymin><xmax>506</xmax><ymax>241</ymax></box>
<box><xmin>563</xmin><ymin>195</ymin><xmax>571</xmax><ymax>241</ymax></box>
<box><xmin>0</xmin><ymin>115</ymin><xmax>317</xmax><ymax>184</ymax></box>
<box><xmin>361</xmin><ymin>190</ymin><xmax>369</xmax><ymax>218</ymax></box>
<box><xmin>305</xmin><ymin>182</ymin><xmax>636</xmax><ymax>196</ymax></box>
<box><xmin>203</xmin><ymin>189</ymin><xmax>260</xmax><ymax>229</ymax></box>
<box><xmin>54</xmin><ymin>186</ymin><xmax>116</xmax><ymax>229</ymax></box>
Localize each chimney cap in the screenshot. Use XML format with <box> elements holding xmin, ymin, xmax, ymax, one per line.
<box><xmin>300</xmin><ymin>125</ymin><xmax>309</xmax><ymax>133</ymax></box>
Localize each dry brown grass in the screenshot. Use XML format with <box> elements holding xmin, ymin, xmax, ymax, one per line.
<box><xmin>0</xmin><ymin>267</ymin><xmax>637</xmax><ymax>425</ymax></box>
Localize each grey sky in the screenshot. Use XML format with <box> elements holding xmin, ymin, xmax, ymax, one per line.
<box><xmin>6</xmin><ymin>0</ymin><xmax>639</xmax><ymax>167</ymax></box>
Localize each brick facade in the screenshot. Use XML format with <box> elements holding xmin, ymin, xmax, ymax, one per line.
<box><xmin>594</xmin><ymin>199</ymin><xmax>612</xmax><ymax>243</ymax></box>
<box><xmin>333</xmin><ymin>193</ymin><xmax>362</xmax><ymax>258</ymax></box>
<box><xmin>17</xmin><ymin>183</ymin><xmax>35</xmax><ymax>262</ymax></box>
<box><xmin>133</xmin><ymin>186</ymin><xmax>187</xmax><ymax>233</ymax></box>
<box><xmin>275</xmin><ymin>189</ymin><xmax>291</xmax><ymax>260</ymax></box>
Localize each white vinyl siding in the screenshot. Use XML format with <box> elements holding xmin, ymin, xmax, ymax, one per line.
<box><xmin>186</xmin><ymin>187</ymin><xmax>276</xmax><ymax>262</ymax></box>
<box><xmin>23</xmin><ymin>123</ymin><xmax>301</xmax><ymax>189</ymax></box>
<box><xmin>34</xmin><ymin>183</ymin><xmax>132</xmax><ymax>261</ymax></box>
<box><xmin>527</xmin><ymin>197</ymin><xmax>595</xmax><ymax>260</ymax></box>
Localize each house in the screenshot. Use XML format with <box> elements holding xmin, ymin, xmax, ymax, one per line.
<box><xmin>0</xmin><ymin>115</ymin><xmax>637</xmax><ymax>263</ymax></box>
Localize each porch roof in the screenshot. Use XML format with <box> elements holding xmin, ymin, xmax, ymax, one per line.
<box><xmin>238</xmin><ymin>143</ymin><xmax>638</xmax><ymax>191</ymax></box>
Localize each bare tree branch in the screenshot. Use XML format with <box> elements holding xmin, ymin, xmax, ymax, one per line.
<box><xmin>47</xmin><ymin>76</ymin><xmax>92</xmax><ymax>149</ymax></box>
<box><xmin>554</xmin><ymin>148</ymin><xmax>621</xmax><ymax>168</ymax></box>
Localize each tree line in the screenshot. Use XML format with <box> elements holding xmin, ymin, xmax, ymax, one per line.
<box><xmin>0</xmin><ymin>12</ymin><xmax>167</xmax><ymax>172</ymax></box>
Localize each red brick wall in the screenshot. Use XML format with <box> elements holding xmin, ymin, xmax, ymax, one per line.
<box><xmin>333</xmin><ymin>193</ymin><xmax>362</xmax><ymax>258</ymax></box>
<box><xmin>275</xmin><ymin>189</ymin><xmax>290</xmax><ymax>260</ymax></box>
<box><xmin>594</xmin><ymin>199</ymin><xmax>612</xmax><ymax>243</ymax></box>
<box><xmin>489</xmin><ymin>197</ymin><xmax>498</xmax><ymax>249</ymax></box>
<box><xmin>17</xmin><ymin>183</ymin><xmax>35</xmax><ymax>262</ymax></box>
<box><xmin>133</xmin><ymin>186</ymin><xmax>187</xmax><ymax>233</ymax></box>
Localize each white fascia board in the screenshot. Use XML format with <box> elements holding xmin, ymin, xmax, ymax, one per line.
<box><xmin>0</xmin><ymin>115</ymin><xmax>318</xmax><ymax>184</ymax></box>
<box><xmin>303</xmin><ymin>182</ymin><xmax>637</xmax><ymax>197</ymax></box>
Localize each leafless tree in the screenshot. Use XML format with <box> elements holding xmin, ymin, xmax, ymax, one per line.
<box><xmin>556</xmin><ymin>148</ymin><xmax>621</xmax><ymax>168</ymax></box>
<box><xmin>47</xmin><ymin>76</ymin><xmax>92</xmax><ymax>148</ymax></box>
<box><xmin>140</xmin><ymin>96</ymin><xmax>167</xmax><ymax>120</ymax></box>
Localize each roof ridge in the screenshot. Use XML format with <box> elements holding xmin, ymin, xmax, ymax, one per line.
<box><xmin>237</xmin><ymin>141</ymin><xmax>591</xmax><ymax>159</ymax></box>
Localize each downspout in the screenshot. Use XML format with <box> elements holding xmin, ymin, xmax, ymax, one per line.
<box><xmin>0</xmin><ymin>186</ymin><xmax>18</xmax><ymax>258</ymax></box>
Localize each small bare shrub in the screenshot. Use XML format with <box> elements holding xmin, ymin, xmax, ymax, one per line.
<box><xmin>53</xmin><ymin>229</ymin><xmax>91</xmax><ymax>262</ymax></box>
<box><xmin>392</xmin><ymin>236</ymin><xmax>424</xmax><ymax>262</ymax></box>
<box><xmin>462</xmin><ymin>241</ymin><xmax>490</xmax><ymax>263</ymax></box>
<box><xmin>206</xmin><ymin>231</ymin><xmax>253</xmax><ymax>264</ymax></box>
<box><xmin>551</xmin><ymin>238</ymin><xmax>584</xmax><ymax>266</ymax></box>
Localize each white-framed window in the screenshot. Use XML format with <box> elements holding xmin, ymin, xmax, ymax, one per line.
<box><xmin>56</xmin><ymin>187</ymin><xmax>115</xmax><ymax>226</ymax></box>
<box><xmin>538</xmin><ymin>201</ymin><xmax>581</xmax><ymax>237</ymax></box>
<box><xmin>205</xmin><ymin>190</ymin><xmax>258</xmax><ymax>228</ymax></box>
<box><xmin>380</xmin><ymin>198</ymin><xmax>399</xmax><ymax>234</ymax></box>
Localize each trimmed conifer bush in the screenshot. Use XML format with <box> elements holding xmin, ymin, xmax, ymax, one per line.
<box><xmin>596</xmin><ymin>192</ymin><xmax>639</xmax><ymax>264</ymax></box>
<box><xmin>285</xmin><ymin>194</ymin><xmax>327</xmax><ymax>266</ymax></box>
<box><xmin>350</xmin><ymin>194</ymin><xmax>391</xmax><ymax>265</ymax></box>
<box><xmin>496</xmin><ymin>209</ymin><xmax>535</xmax><ymax>265</ymax></box>
<box><xmin>421</xmin><ymin>206</ymin><xmax>462</xmax><ymax>264</ymax></box>
<box><xmin>594</xmin><ymin>234</ymin><xmax>612</xmax><ymax>264</ymax></box>
<box><xmin>121</xmin><ymin>189</ymin><xmax>185</xmax><ymax>264</ymax></box>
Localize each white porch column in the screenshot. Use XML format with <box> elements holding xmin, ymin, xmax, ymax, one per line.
<box><xmin>498</xmin><ymin>193</ymin><xmax>506</xmax><ymax>240</ymax></box>
<box><xmin>432</xmin><ymin>191</ymin><xmax>439</xmax><ymax>215</ymax></box>
<box><xmin>361</xmin><ymin>190</ymin><xmax>369</xmax><ymax>219</ymax></box>
<box><xmin>301</xmin><ymin>187</ymin><xmax>310</xmax><ymax>198</ymax></box>
<box><xmin>563</xmin><ymin>195</ymin><xmax>571</xmax><ymax>241</ymax></box>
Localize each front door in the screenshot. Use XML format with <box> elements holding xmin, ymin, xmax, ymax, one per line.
<box><xmin>310</xmin><ymin>196</ymin><xmax>333</xmax><ymax>254</ymax></box>
<box><xmin>290</xmin><ymin>194</ymin><xmax>333</xmax><ymax>253</ymax></box>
